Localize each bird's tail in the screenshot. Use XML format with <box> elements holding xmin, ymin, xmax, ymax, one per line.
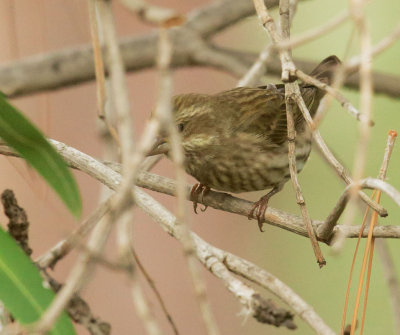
<box><xmin>309</xmin><ymin>55</ymin><xmax>341</xmax><ymax>85</ymax></box>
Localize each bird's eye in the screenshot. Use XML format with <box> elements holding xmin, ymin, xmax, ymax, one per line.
<box><xmin>177</xmin><ymin>123</ymin><xmax>184</xmax><ymax>132</ymax></box>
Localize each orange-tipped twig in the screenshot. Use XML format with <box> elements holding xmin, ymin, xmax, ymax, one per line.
<box><xmin>341</xmin><ymin>193</ymin><xmax>374</xmax><ymax>334</ymax></box>
<box><xmin>350</xmin><ymin>191</ymin><xmax>380</xmax><ymax>335</ymax></box>
<box><xmin>342</xmin><ymin>130</ymin><xmax>397</xmax><ymax>335</ymax></box>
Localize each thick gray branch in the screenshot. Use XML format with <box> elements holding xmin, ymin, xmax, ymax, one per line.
<box><xmin>187</xmin><ymin>0</ymin><xmax>277</xmax><ymax>37</ymax></box>
<box><xmin>0</xmin><ymin>0</ymin><xmax>398</xmax><ymax>98</ymax></box>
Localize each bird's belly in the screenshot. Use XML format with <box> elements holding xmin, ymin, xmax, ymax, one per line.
<box><xmin>185</xmin><ymin>140</ymin><xmax>312</xmax><ymax>193</ymax></box>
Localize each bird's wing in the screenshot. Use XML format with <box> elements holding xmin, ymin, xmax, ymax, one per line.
<box><xmin>217</xmin><ymin>86</ymin><xmax>306</xmax><ymax>146</ymax></box>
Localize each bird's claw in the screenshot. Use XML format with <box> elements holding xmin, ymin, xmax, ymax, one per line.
<box><xmin>248</xmin><ymin>200</ymin><xmax>268</xmax><ymax>232</ymax></box>
<box><xmin>248</xmin><ymin>186</ymin><xmax>282</xmax><ymax>232</ymax></box>
<box><xmin>191</xmin><ymin>184</ymin><xmax>210</xmax><ymax>214</ymax></box>
<box><xmin>248</xmin><ymin>189</ymin><xmax>280</xmax><ymax>231</ymax></box>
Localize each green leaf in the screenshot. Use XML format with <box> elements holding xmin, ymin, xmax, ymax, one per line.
<box><xmin>0</xmin><ymin>227</ymin><xmax>76</xmax><ymax>334</ymax></box>
<box><xmin>0</xmin><ymin>96</ymin><xmax>81</xmax><ymax>217</ymax></box>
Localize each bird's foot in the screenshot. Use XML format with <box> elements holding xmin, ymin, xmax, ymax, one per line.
<box><xmin>248</xmin><ymin>186</ymin><xmax>283</xmax><ymax>232</ymax></box>
<box><xmin>190</xmin><ymin>183</ymin><xmax>210</xmax><ymax>214</ymax></box>
<box><xmin>248</xmin><ymin>195</ymin><xmax>271</xmax><ymax>232</ymax></box>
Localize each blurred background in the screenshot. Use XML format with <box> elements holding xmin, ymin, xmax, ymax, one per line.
<box><xmin>0</xmin><ymin>0</ymin><xmax>399</xmax><ymax>334</ymax></box>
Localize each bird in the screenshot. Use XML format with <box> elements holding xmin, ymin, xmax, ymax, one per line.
<box><xmin>148</xmin><ymin>55</ymin><xmax>341</xmax><ymax>231</ymax></box>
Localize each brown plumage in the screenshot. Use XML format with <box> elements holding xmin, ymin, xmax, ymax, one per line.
<box><xmin>149</xmin><ymin>55</ymin><xmax>341</xmax><ymax>231</ymax></box>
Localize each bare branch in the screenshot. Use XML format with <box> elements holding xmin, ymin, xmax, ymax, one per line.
<box><xmin>1</xmin><ymin>142</ymin><xmax>400</xmax><ymax>241</ymax></box>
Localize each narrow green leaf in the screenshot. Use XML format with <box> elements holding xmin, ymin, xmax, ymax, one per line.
<box><xmin>0</xmin><ymin>228</ymin><xmax>75</xmax><ymax>334</ymax></box>
<box><xmin>0</xmin><ymin>96</ymin><xmax>81</xmax><ymax>217</ymax></box>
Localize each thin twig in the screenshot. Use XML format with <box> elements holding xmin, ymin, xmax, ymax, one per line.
<box><xmin>98</xmin><ymin>1</ymin><xmax>165</xmax><ymax>334</ymax></box>
<box><xmin>253</xmin><ymin>0</ymin><xmax>296</xmax><ymax>82</ymax></box>
<box><xmin>319</xmin><ymin>177</ymin><xmax>400</xmax><ymax>242</ymax></box>
<box><xmin>295</xmin><ymin>69</ymin><xmax>372</xmax><ymax>125</ymax></box>
<box><xmin>276</xmin><ymin>10</ymin><xmax>349</xmax><ymax>50</ymax></box>
<box><xmin>238</xmin><ymin>0</ymin><xmax>302</xmax><ymax>88</ymax></box>
<box><xmin>331</xmin><ymin>0</ymin><xmax>374</xmax><ymax>252</ymax></box>
<box><xmin>281</xmin><ymin>0</ymin><xmax>324</xmax><ymax>267</ymax></box>
<box><xmin>351</xmin><ymin>132</ymin><xmax>396</xmax><ymax>335</ymax></box>
<box><xmin>286</xmin><ymin>88</ymin><xmax>325</xmax><ymax>265</ymax></box>
<box><xmin>236</xmin><ymin>45</ymin><xmax>272</xmax><ymax>87</ymax></box>
<box><xmin>88</xmin><ymin>0</ymin><xmax>106</xmax><ymax>118</ymax></box>
<box><xmin>318</xmin><ymin>189</ymin><xmax>349</xmax><ymax>241</ymax></box>
<box><xmin>36</xmin><ymin>196</ymin><xmax>112</xmax><ymax>269</ymax></box>
<box><xmin>118</xmin><ymin>210</ymin><xmax>163</xmax><ymax>335</ymax></box>
<box><xmin>102</xmin><ymin>156</ymin><xmax>171</xmax><ymax>334</ymax></box>
<box><xmin>155</xmin><ymin>27</ymin><xmax>220</xmax><ymax>335</ymax></box>
<box><xmin>375</xmin><ymin>131</ymin><xmax>400</xmax><ymax>335</ymax></box>
<box><xmin>34</xmin><ymin>207</ymin><xmax>115</xmax><ymax>333</ymax></box>
<box><xmin>341</xmin><ymin>132</ymin><xmax>396</xmax><ymax>333</ymax></box>
<box><xmin>132</xmin><ymin>248</ymin><xmax>180</xmax><ymax>335</ymax></box>
<box><xmin>88</xmin><ymin>0</ymin><xmax>120</xmax><ymax>146</ymax></box>
<box><xmin>319</xmin><ymin>129</ymin><xmax>399</xmax><ymax>240</ymax></box>
<box><xmin>340</xmin><ymin>190</ymin><xmax>373</xmax><ymax>335</ymax></box>
<box><xmin>346</xmin><ymin>22</ymin><xmax>400</xmax><ymax>72</ymax></box>
<box><xmin>293</xmin><ymin>93</ymin><xmax>386</xmax><ymax>217</ymax></box>
<box><xmin>97</xmin><ymin>0</ymin><xmax>134</xmax><ymax>165</ymax></box>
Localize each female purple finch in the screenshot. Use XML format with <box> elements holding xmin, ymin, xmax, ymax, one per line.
<box><xmin>149</xmin><ymin>55</ymin><xmax>341</xmax><ymax>231</ymax></box>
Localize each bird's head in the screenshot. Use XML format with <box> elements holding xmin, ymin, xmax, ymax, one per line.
<box><xmin>148</xmin><ymin>93</ymin><xmax>218</xmax><ymax>156</ymax></box>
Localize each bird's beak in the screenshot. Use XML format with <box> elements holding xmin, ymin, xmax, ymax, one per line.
<box><xmin>147</xmin><ymin>136</ymin><xmax>170</xmax><ymax>156</ymax></box>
